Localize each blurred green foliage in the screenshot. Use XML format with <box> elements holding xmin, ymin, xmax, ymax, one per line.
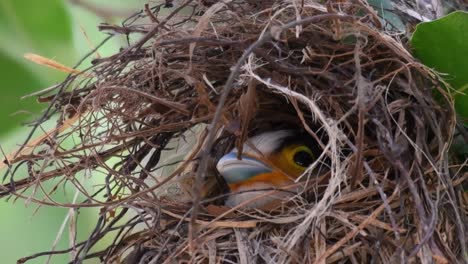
<box><xmin>0</xmin><ymin>53</ymin><xmax>43</xmax><ymax>133</ymax></box>
<box><xmin>0</xmin><ymin>1</ymin><xmax>146</xmax><ymax>263</ymax></box>
<box><xmin>0</xmin><ymin>0</ymin><xmax>71</xmax><ymax>135</ymax></box>
<box><xmin>0</xmin><ymin>1</ymin><xmax>72</xmax><ymax>54</ymax></box>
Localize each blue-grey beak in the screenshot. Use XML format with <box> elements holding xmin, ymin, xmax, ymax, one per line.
<box><xmin>216</xmin><ymin>152</ymin><xmax>272</xmax><ymax>184</ymax></box>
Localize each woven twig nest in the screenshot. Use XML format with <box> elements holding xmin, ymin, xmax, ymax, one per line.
<box><xmin>3</xmin><ymin>1</ymin><xmax>467</xmax><ymax>263</ymax></box>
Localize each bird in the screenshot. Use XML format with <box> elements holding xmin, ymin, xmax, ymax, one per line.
<box><xmin>216</xmin><ymin>130</ymin><xmax>322</xmax><ymax>209</ymax></box>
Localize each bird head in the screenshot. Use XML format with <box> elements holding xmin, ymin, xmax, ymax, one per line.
<box><xmin>216</xmin><ymin>130</ymin><xmax>320</xmax><ymax>208</ymax></box>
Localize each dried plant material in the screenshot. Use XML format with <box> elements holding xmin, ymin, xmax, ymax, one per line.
<box><xmin>3</xmin><ymin>1</ymin><xmax>466</xmax><ymax>264</ymax></box>
<box><xmin>24</xmin><ymin>53</ymin><xmax>88</xmax><ymax>76</ymax></box>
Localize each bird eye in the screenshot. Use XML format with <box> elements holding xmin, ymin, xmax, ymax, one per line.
<box><xmin>293</xmin><ymin>148</ymin><xmax>314</xmax><ymax>167</ymax></box>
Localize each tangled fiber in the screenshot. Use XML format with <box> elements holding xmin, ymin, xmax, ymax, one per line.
<box><xmin>2</xmin><ymin>1</ymin><xmax>467</xmax><ymax>263</ymax></box>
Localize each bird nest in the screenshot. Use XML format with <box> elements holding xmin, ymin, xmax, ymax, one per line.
<box><xmin>2</xmin><ymin>1</ymin><xmax>467</xmax><ymax>263</ymax></box>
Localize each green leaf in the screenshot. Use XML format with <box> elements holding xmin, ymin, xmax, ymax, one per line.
<box><xmin>0</xmin><ymin>51</ymin><xmax>44</xmax><ymax>135</ymax></box>
<box><xmin>411</xmin><ymin>11</ymin><xmax>468</xmax><ymax>119</ymax></box>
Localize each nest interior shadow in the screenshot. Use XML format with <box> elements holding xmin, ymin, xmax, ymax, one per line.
<box><xmin>2</xmin><ymin>1</ymin><xmax>466</xmax><ymax>264</ymax></box>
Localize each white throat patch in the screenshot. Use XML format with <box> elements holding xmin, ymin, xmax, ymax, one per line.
<box><xmin>235</xmin><ymin>130</ymin><xmax>295</xmax><ymax>156</ymax></box>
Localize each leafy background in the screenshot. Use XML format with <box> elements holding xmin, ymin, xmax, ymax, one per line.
<box><xmin>0</xmin><ymin>1</ymin><xmax>146</xmax><ymax>263</ymax></box>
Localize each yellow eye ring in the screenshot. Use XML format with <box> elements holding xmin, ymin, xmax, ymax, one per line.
<box><xmin>287</xmin><ymin>145</ymin><xmax>314</xmax><ymax>169</ymax></box>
